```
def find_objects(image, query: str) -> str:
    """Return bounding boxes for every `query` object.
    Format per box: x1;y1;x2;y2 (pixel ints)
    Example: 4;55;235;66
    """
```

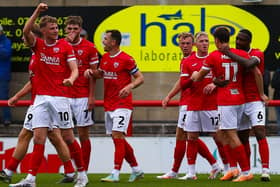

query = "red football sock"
81;139;91;171
124;139;138;167
68;140;85;172
214;140;228;165
243;140;251;166
63;159;75;174
224;144;237;167
113;138;125;170
232;145;250;172
171;140;186;172
197;138;216;165
28;144;45;176
6;157;20;172
258;138;270;169
187;139;198;165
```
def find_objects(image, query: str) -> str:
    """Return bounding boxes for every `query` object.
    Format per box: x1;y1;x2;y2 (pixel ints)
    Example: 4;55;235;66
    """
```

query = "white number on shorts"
58;112;69;121
222;62;238;82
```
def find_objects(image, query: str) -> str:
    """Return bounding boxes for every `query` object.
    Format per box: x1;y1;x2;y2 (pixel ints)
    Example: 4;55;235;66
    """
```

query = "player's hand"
65;32;78;43
37;3;48;13
203;83;216;95
119;84;133;98
63;78;74;87
191;71;199;81
84;69;93;78
8;96;19;107
213;76;229;87
260;94;269;105
88;96;95;110
162;96;171;109
218;43;230;55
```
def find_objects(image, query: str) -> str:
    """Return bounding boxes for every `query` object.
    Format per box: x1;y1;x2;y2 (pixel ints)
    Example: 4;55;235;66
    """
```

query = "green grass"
2;173;280;187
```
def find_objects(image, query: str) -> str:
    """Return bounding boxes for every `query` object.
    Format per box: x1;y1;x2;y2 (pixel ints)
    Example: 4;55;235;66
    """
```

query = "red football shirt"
32;38;76;97
100;51;138;111
202;48;249;106
243;48;264;102
181;53;217;110
68;38;99;98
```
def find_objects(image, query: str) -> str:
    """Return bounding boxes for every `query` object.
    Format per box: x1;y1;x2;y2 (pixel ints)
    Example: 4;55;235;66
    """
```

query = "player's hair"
106;29;122;46
239;29;252;42
39;15;57;28
195;31;208;41
178;32;194;43
31;24;43;38
65;16;83;27
213;27;230;43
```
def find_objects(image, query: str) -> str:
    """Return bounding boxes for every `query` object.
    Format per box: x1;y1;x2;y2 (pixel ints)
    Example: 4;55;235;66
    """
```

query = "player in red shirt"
0;24;77;185
9;3;80;187
86;30;144;182
235;29;270;181
180;32;223;180
59;16;99;184
191;27;256;182
157;32;225;179
157;32;194;179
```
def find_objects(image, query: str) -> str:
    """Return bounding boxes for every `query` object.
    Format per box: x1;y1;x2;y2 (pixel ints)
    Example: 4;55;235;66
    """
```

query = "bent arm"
23;3;48;46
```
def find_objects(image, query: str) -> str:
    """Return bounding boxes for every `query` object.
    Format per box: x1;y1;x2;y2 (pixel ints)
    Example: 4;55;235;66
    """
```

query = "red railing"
0;100;280;107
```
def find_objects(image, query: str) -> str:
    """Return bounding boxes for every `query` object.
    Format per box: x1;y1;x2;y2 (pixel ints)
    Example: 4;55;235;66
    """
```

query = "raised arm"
23;3;48;46
220;46;259;69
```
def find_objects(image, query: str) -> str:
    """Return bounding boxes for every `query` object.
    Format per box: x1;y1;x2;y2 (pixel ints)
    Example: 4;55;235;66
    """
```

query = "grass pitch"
2;173;279;187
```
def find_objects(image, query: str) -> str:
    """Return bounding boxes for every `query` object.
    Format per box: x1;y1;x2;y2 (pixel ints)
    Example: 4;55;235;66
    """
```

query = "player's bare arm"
213;76;229;87
253;66;269;104
191;69;209;82
220;46;259;69
88;64;98;110
23;3;48;47
162;79;181;109
63;60;78;86
8;81;32;106
119;71;144;98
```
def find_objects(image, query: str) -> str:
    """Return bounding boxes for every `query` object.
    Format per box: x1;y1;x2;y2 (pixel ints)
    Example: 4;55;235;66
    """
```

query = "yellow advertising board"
94;5;270;72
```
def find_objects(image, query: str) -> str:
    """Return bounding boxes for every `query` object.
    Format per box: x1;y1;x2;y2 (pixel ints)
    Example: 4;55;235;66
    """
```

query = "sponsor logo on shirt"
103;70;118;79
40;52;60;65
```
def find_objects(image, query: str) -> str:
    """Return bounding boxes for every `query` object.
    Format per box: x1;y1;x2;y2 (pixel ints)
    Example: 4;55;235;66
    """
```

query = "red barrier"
0;100;280;107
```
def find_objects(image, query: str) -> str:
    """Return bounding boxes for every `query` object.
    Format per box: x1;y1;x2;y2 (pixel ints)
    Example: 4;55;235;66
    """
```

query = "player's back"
204;48;249;106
